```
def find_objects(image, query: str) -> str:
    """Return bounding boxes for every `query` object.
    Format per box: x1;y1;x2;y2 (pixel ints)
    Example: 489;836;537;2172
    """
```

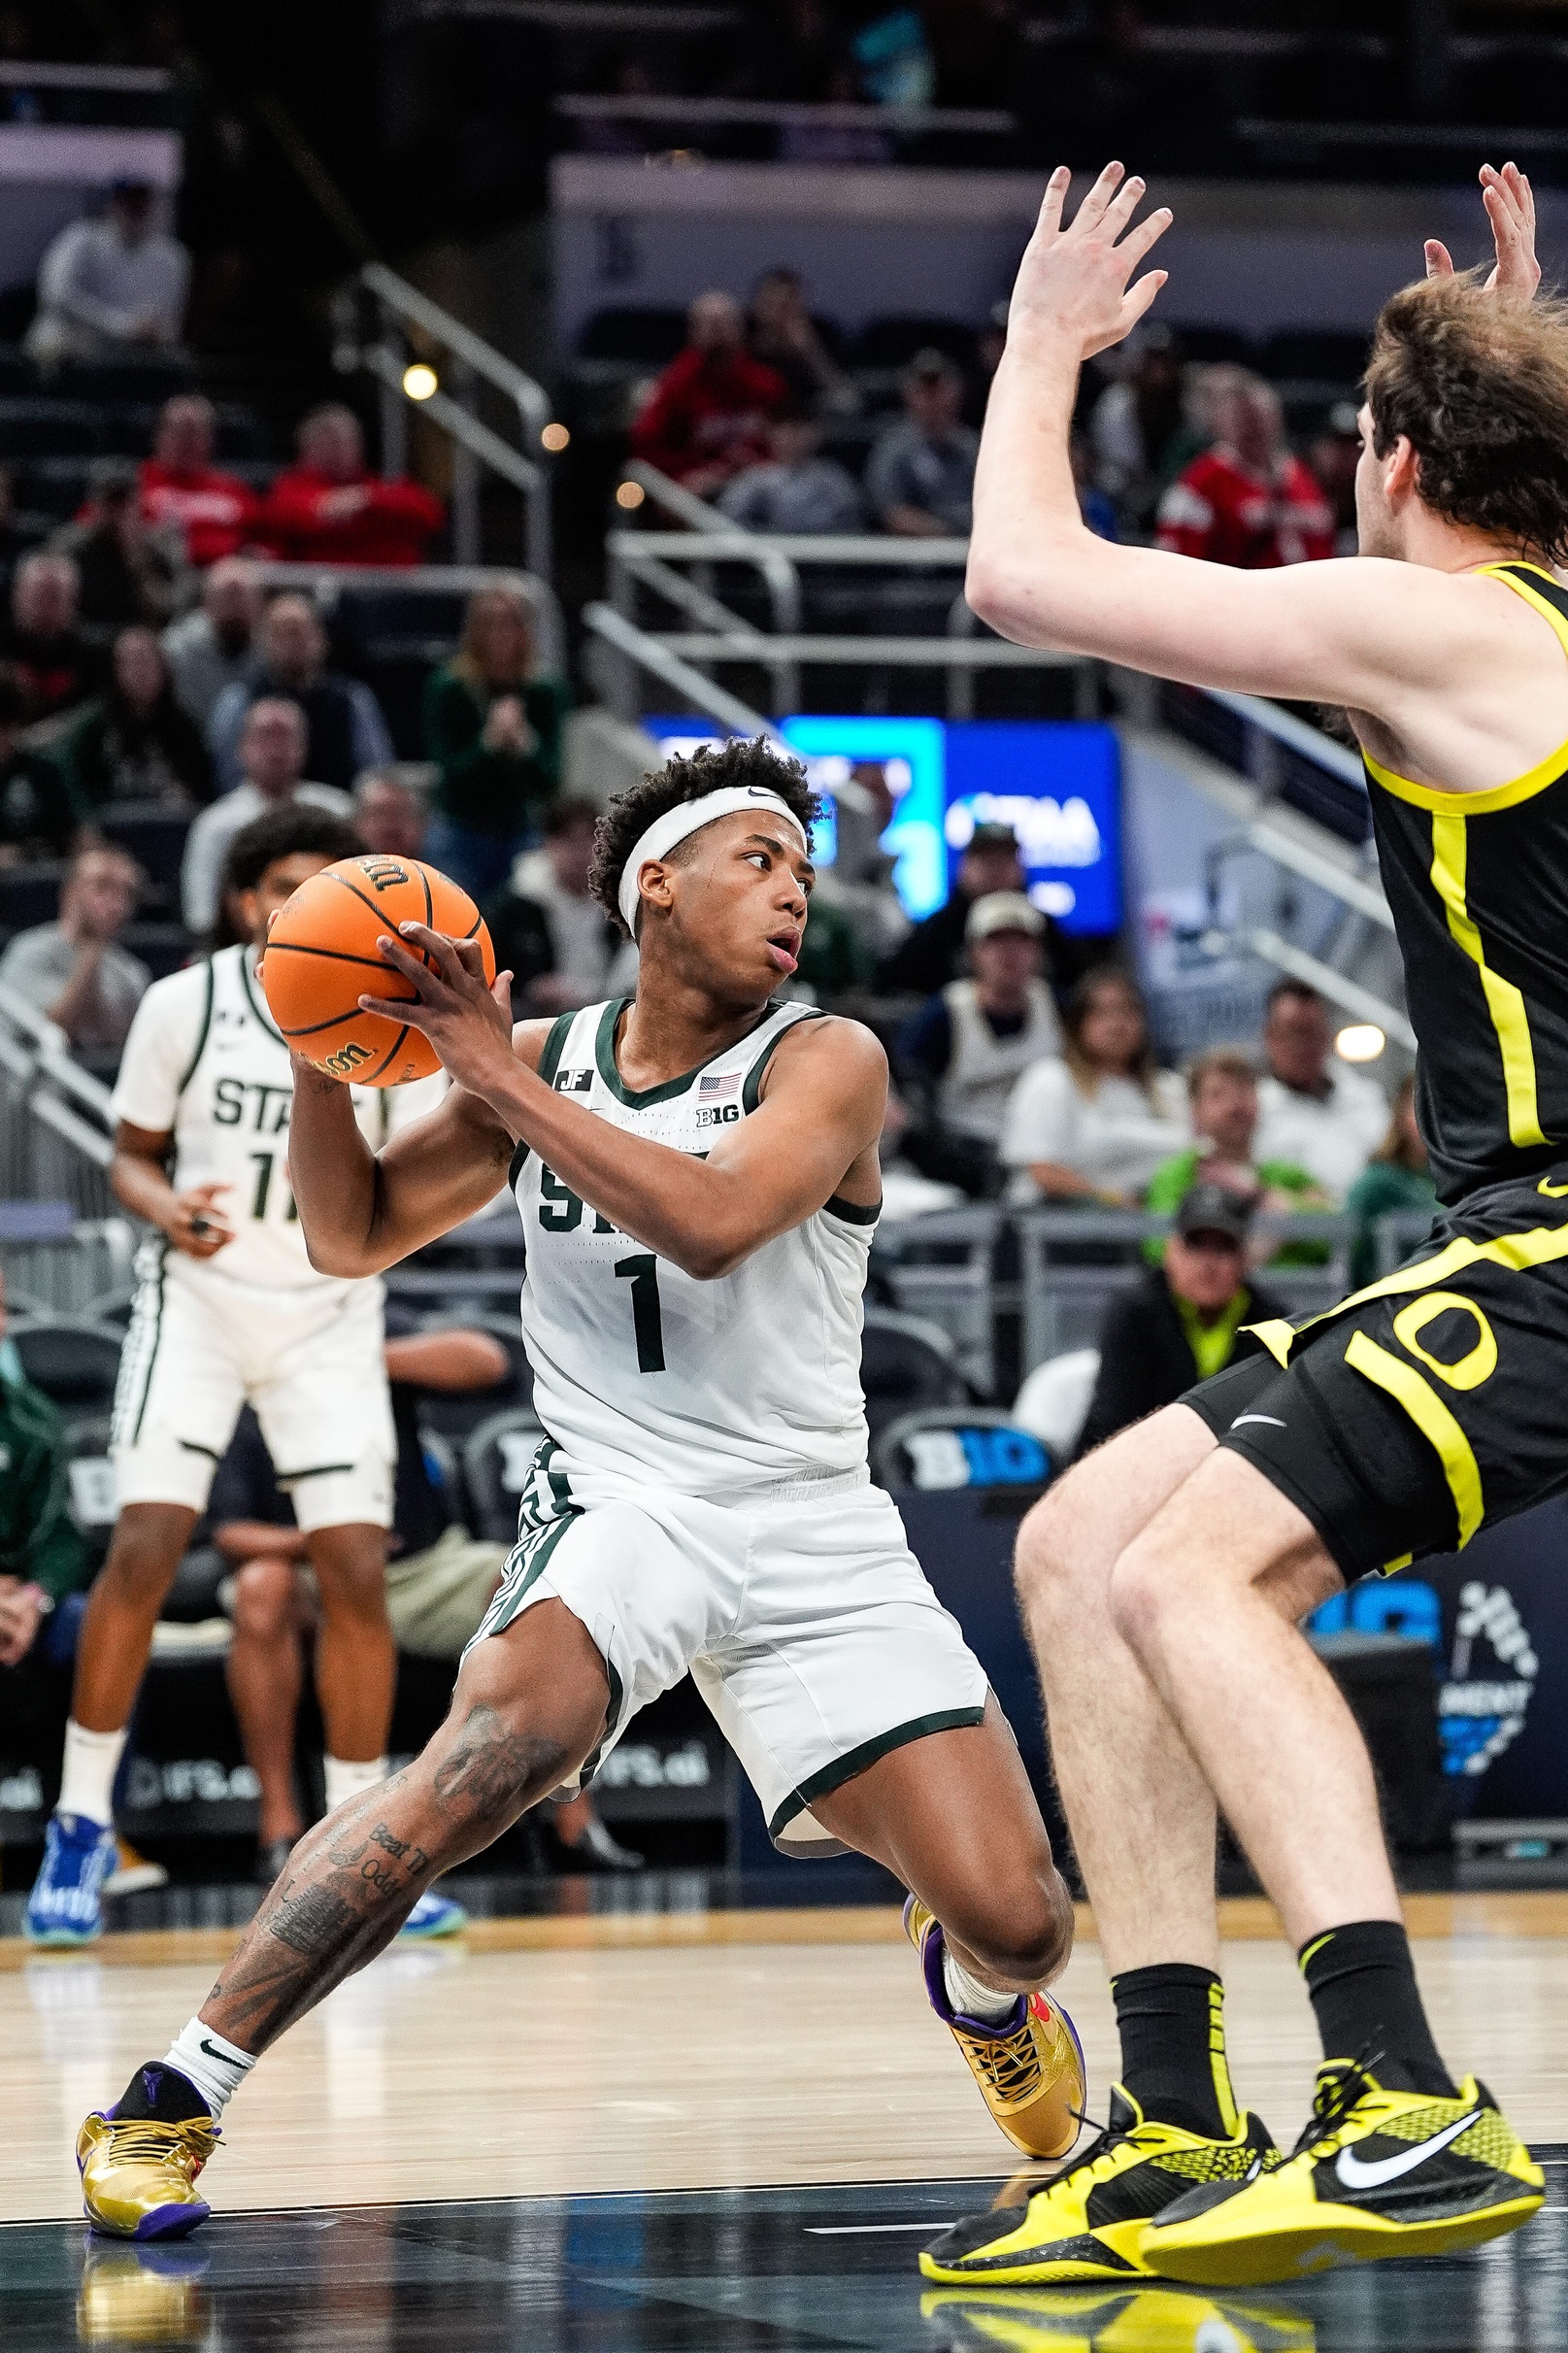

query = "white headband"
617;786;808;935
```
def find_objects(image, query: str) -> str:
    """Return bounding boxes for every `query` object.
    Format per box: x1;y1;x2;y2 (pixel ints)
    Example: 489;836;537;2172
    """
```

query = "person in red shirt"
1155;374;1333;569
139;395;260;569
629;291;788;497
262;405;446;567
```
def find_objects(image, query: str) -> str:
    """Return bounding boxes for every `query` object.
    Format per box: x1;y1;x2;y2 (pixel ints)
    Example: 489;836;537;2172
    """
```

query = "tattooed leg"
198;1597;611;2053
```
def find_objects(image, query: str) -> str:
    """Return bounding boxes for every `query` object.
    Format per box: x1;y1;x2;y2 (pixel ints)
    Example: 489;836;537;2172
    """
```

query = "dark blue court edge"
5;2156;1567;2352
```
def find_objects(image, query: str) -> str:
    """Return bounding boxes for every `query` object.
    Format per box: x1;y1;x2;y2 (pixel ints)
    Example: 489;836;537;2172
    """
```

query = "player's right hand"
1008;162;1172;363
1424;160;1539;298
166;1183;236;1259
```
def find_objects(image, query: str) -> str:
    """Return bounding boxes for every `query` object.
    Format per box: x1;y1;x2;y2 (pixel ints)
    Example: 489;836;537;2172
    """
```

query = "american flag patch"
557;1068;593;1092
699;1071;741;1098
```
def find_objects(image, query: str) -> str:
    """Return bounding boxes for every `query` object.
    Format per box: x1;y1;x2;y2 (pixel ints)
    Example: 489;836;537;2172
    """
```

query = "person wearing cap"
866;350;980;538
1073;1184;1289;1459
25;180;190;370
50;456;188;629
896;891;1060;1155
876;820;1031;997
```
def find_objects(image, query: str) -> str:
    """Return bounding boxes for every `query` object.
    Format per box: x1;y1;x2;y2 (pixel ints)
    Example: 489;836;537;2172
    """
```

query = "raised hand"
1007;162;1173;363
1424;161;1540;298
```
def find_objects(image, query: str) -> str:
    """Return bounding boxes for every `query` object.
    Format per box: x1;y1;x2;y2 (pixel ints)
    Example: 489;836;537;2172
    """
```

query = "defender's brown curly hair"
1366;272;1568;563
589;737;820;938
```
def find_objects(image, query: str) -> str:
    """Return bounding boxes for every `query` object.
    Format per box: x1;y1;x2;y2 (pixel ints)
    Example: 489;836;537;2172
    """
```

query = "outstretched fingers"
1033;163;1071;241
1118;203;1174;272
1069;159;1126;235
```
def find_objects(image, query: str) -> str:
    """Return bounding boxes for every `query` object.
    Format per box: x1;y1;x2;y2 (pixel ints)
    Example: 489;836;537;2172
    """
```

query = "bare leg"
813;1695;1073;1994
1014;1406;1225;1974
197;1600;610;2054
304;1522;393;1765
1110;1448;1397;1947
225;1560;308;1849
72;1503;198;1731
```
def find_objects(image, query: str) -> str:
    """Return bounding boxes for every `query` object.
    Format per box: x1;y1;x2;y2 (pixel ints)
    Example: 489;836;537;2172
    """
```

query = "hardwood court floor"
10;1892;1568;2226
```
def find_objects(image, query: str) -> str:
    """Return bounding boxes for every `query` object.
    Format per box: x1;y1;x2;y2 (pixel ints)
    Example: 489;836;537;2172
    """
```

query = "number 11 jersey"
512;997;878;1500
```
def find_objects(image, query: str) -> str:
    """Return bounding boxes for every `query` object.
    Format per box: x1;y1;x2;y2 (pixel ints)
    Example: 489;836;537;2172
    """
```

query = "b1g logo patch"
358;858;410;891
321;1040;374;1076
695;1103;740;1126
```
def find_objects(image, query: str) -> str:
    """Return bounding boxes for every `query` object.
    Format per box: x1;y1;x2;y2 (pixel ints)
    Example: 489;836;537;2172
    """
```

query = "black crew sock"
1111;1963;1241;2139
113;2061;213;2124
1299;1920;1457;2097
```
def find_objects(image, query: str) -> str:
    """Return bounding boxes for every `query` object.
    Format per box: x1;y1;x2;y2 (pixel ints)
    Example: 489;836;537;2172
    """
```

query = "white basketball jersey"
513;997;878;1498
111;943;444;1294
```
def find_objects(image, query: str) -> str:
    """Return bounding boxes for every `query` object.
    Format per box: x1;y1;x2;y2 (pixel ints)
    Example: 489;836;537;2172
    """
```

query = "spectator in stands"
897;892;1060;1150
140;393;260;569
1252;978;1389;1201
352;768;426;859
182;696;350;933
161;555;261;730
866;351;979;538
24;178;189;370
1308;400;1363;558
0;553;98;723
1145;1045;1323;1224
1090;326;1186;530
717;409;863;534
0;668;78;861
1001;966;1185;1203
629;291;788;497
1346;1075;1437;1287
484;795;621;1016
745;267;852;415
0;1266;90;1675
1074;1184;1289;1459
215;1320;641;1879
208;592;393;793
876;819;1024;995
817;758;909;964
1156;373;1334;569
422;580;569;900
56;625;212;814
262;404;446;569
51;456;186;630
0;843;149;1054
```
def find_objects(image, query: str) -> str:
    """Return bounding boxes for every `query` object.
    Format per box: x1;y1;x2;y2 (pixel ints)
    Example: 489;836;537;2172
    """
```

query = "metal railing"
331;263;557;576
0;987;135;1312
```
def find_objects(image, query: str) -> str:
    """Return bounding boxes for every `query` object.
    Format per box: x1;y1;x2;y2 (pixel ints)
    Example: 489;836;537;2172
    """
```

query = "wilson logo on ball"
323;1041;375;1075
359;859;411;891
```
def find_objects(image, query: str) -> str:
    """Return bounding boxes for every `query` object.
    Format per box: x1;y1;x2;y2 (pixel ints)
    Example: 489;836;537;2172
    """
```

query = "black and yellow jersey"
1364;560;1568;1205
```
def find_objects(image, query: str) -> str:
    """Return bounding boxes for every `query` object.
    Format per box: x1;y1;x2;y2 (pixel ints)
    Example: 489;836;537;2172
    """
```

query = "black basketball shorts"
1181;1164;1568;1582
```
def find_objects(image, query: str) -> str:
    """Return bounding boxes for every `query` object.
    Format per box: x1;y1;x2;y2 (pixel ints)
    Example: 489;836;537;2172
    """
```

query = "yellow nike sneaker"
918;2283;1316;2351
1144;2060;1544;2287
920;2086;1281;2286
78;2063;219;2239
905;1897;1085;2159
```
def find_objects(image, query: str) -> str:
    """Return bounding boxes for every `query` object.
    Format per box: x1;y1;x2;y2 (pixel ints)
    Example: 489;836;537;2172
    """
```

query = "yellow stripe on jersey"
1241;1213;1568;1367
1428;811;1547;1149
1344;1331;1485;1546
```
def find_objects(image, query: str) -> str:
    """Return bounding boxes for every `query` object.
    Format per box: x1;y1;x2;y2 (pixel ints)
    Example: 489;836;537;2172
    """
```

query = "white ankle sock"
57;1721;126;1829
165;2017;255;2118
943;1944;1018;2027
323;1755;387;1813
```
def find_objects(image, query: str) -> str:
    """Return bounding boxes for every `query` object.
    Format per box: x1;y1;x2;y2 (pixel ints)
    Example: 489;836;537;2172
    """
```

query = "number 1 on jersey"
615;1253;666;1372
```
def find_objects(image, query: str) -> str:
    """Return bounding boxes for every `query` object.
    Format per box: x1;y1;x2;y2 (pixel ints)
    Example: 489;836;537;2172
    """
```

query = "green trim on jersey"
238;947;286;1046
594;995;786;1109
768;1702;986;1839
511;1009;577;1189
173;959;216;1099
742;1004;824;1114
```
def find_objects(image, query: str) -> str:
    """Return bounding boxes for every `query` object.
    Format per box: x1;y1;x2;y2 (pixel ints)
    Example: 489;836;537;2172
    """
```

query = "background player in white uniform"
77;737;1088;2241
26;804;455;1946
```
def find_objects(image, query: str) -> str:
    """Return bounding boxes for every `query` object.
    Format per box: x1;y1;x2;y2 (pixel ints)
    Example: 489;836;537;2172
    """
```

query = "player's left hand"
1007;162;1172;362
1425;161;1539;298
360;924;517;1097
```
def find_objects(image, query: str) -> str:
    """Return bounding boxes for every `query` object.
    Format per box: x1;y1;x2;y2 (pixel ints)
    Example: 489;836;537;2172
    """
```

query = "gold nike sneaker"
920;2086;1281;2286
919;2283;1316;2351
78;2064;219;2239
1144;2060;1544;2288
905;1897;1085;2159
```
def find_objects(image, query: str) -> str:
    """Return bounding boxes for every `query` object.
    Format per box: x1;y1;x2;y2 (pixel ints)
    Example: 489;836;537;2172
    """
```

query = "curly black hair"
590;736;820;938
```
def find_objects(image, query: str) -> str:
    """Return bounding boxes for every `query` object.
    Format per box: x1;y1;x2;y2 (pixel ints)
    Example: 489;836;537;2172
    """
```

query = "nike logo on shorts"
1231;1413;1286;1430
1333;2109;1480;2190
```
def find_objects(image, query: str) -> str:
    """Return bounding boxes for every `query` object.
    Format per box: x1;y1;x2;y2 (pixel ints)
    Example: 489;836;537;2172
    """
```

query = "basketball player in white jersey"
76;738;1088;2239
26;804;460;1947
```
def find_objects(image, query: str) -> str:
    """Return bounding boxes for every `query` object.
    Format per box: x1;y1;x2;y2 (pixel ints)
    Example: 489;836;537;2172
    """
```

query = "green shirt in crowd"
1143;1147;1324;1263
421;664;570;838
1346;1159;1438;1288
0;1346;88;1603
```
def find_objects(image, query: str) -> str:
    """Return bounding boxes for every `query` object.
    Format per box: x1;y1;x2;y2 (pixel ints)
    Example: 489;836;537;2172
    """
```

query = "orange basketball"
260;855;495;1088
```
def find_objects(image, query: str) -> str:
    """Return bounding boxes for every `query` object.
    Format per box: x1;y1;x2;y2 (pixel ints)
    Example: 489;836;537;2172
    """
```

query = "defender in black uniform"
923;161;1561;2292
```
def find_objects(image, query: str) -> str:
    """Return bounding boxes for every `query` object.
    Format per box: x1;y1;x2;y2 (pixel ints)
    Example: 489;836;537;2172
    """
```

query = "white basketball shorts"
111;1246;394;1531
467;1450;989;1854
